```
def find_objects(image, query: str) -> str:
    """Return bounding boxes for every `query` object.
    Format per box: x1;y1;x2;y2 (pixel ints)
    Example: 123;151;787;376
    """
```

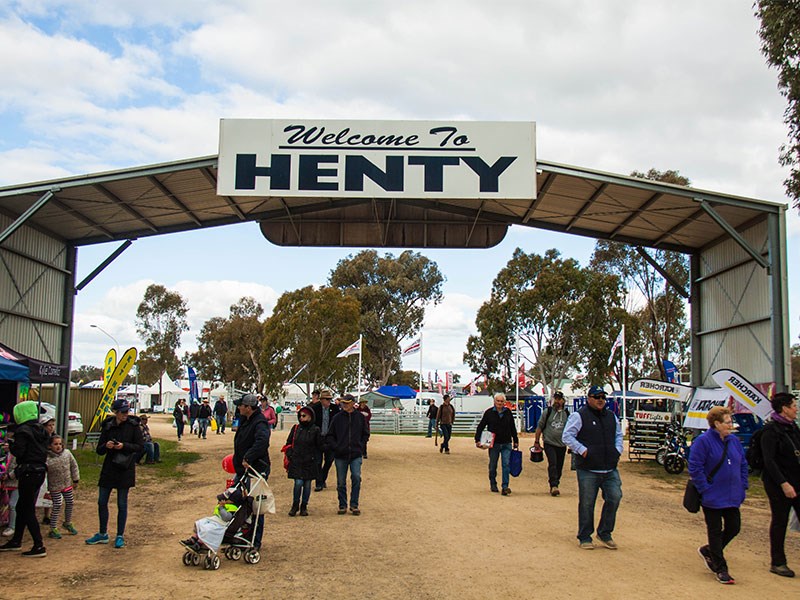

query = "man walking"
213;396;228;435
197;398;213;439
562;385;623;550
426;399;438;438
232;393;271;550
474;393;519;495
534;391;570;496
327;394;369;515
436;394;456;454
311;389;339;491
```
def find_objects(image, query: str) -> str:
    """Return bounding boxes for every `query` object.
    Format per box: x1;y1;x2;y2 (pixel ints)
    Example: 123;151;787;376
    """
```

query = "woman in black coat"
85;398;143;549
285;406;322;517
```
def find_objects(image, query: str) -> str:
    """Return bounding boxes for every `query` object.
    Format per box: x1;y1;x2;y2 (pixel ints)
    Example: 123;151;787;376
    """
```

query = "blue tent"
0;355;28;382
375;385;417;399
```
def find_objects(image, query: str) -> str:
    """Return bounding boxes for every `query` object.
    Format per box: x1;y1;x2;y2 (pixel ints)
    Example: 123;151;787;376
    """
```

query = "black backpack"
745;423;770;474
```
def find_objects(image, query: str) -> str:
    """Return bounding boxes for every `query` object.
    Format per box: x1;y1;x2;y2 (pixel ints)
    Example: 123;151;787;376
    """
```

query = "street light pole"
90;324;120;356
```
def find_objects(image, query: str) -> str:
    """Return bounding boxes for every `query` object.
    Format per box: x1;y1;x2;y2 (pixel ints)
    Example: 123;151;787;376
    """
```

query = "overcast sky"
1;1;797;385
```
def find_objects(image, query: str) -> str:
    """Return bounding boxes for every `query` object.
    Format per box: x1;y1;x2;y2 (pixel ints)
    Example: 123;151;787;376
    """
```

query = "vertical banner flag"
401;337;421;356
446;371;453;392
89;347;137;433
711;368;773;420
188;366;199;402
608;328;624;365
427;371;432;390
336;338;361;358
663;360;678;383
103;349;116;390
517;363;527;389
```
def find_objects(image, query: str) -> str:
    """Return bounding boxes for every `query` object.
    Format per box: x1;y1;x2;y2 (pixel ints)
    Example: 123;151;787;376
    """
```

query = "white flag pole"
621;324;627;436
419;331;423;392
357;334;363;401
515;335;522;432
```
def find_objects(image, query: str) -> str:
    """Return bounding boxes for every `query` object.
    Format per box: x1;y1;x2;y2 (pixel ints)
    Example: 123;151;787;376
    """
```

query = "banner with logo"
630;379;693;405
682;387;731;430
103;349;116;390
711;368;773;421
88;347;137;433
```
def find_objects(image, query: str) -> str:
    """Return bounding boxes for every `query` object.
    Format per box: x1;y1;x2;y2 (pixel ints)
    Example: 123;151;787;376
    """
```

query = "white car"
40;402;84;436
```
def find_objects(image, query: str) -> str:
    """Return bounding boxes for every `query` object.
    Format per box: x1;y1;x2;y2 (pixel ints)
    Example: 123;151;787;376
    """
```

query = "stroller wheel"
244;549;261;564
182;551;193;566
203;556;212;570
229;547;242;561
212;555;221;570
191;552;201;566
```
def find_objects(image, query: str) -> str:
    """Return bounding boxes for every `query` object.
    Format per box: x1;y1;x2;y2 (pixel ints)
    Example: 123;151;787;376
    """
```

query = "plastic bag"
509;449;523;477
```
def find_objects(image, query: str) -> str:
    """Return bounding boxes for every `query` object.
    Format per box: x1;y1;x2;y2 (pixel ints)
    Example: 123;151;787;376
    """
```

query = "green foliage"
386;369;421;387
190;297;265;391
260;286;361;398
135;284;189;383
792;343;800;390
464;248;624;394
70;364;104;384
755;1;800;210
329;250;444;385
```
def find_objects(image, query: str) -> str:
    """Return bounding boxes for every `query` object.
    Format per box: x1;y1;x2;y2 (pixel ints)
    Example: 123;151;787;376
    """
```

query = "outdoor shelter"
0;120;791;437
375;385;418;399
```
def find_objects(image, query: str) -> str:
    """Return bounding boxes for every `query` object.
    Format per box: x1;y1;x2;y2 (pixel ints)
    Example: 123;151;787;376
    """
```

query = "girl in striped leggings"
45;436;80;538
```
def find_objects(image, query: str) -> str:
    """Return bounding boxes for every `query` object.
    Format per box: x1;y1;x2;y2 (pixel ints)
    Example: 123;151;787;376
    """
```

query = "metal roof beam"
653;207;705;246
199;167;247;221
147;176;203;227
49;197;115;240
634;246;689;299
75;240;134;292
609;192;663;239
0;189;57;245
279;198;302;244
466;200;485;246
698;200;770;272
566;183;608;231
94;184;159;233
522;172;556;222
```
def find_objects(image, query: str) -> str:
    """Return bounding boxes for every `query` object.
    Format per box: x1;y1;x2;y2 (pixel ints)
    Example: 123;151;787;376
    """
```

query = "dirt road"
4;415;798;599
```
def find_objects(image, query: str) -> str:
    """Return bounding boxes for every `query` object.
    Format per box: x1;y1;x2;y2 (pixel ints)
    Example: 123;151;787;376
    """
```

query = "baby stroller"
180;467;274;569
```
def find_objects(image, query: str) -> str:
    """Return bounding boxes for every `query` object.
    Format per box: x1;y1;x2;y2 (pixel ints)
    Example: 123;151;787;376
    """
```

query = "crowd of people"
0;385;798;586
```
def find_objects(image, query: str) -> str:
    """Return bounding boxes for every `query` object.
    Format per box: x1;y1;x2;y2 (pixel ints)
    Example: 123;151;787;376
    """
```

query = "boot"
299;503;309;517
288;503;299;517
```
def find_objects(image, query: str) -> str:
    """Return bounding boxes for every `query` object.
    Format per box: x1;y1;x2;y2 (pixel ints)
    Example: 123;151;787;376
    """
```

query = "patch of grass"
624;458;768;498
72;438;201;488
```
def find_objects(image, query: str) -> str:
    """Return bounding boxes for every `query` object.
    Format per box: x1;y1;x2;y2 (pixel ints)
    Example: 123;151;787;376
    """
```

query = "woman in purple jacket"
688;406;749;585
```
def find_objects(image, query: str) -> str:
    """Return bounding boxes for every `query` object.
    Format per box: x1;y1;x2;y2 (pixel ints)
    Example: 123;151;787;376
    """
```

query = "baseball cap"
235;394;259;407
111;398;130;412
553;391;564;399
587;385;607;397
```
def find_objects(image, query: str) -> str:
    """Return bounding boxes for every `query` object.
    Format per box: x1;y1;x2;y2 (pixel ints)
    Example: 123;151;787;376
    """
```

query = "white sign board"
630;379;694;404
683;387;730;430
217;119;536;199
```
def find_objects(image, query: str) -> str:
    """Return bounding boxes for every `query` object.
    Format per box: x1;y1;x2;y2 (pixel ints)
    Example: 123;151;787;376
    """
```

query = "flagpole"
418;331;423;392
515;335;521;432
621;324;627;436
357;334;363;401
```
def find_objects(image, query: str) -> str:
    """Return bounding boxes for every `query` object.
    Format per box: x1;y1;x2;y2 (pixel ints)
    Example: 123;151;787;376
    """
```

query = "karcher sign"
217;119;536;199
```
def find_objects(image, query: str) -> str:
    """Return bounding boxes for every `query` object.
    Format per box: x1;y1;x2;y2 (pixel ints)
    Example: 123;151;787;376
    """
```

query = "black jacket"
426;404;438;419
213;400;228;416
761;419;800;489
189;403;199;419
173;404;187;421
311;402;340;435
285;422;322;480
233;409;271;476
327;410;368;460
96;415;144;489
9;420;49;469
475;407;519;445
199;403;213;419
573;406;620;471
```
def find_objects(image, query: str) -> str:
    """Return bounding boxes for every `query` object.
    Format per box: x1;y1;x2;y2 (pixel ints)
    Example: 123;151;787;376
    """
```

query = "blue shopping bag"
509;449;523;477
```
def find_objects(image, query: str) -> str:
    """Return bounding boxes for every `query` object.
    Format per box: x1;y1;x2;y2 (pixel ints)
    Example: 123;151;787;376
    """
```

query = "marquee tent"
0;342;69;383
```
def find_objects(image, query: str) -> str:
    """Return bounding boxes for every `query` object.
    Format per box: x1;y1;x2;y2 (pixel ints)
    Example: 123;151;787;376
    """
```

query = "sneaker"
501;488;511;496
21;545;46;558
48;528;61;539
716;571;735;584
314;486;324;492
288;505;299;517
770;564;795;578
299;507;309;517
490;485;499;493
114;535;125;549
63;523;78;536
338;507;347;515
550;487;560;497
579;540;595;550
697;545;714;573
599;538;618;550
1;527;14;537
350;507;360;516
85;532;109;545
0;540;21;552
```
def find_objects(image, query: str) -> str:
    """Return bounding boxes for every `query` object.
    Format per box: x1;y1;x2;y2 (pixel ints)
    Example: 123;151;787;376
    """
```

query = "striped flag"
401;337;421;357
608;327;624;366
336;338;361;358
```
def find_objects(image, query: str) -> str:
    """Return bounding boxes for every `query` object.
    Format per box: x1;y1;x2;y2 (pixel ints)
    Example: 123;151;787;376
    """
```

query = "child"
1;451;17;537
181;488;242;552
38;417;56;526
284;406;321;517
45;435;80;538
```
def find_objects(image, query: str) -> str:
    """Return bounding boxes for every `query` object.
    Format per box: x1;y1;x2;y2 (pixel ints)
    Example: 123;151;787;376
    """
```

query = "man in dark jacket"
327;394;368;515
761;392;800;577
562;385;623;550
311;389;339;491
232;393;270;550
0;401;49;557
85;398;144;549
213;397;228;435
437;394;456;454
426;399;438;437
475;393;519;495
197;399;213;439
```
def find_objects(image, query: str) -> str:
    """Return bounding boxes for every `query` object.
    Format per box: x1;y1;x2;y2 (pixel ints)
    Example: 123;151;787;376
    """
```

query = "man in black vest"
562;385;623;550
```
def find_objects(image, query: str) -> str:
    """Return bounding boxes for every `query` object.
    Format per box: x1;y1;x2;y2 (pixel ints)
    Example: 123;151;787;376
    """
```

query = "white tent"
137;372;189;412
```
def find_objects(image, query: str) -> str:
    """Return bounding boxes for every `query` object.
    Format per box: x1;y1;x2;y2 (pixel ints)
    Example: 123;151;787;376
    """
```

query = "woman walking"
688;406;748;585
285;406;322;516
761;392;800;578
85;398;143;549
173;399;188;441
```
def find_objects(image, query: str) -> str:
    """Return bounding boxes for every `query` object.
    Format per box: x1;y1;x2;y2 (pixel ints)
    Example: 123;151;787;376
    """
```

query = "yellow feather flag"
88;347;137;433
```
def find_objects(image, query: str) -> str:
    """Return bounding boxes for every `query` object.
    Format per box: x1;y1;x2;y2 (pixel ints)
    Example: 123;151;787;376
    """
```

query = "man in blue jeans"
474;393;519;495
327;394;369;515
562;385;623;550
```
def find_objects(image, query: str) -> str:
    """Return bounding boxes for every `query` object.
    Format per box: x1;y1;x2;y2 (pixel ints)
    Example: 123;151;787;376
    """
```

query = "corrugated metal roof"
0;155;785;251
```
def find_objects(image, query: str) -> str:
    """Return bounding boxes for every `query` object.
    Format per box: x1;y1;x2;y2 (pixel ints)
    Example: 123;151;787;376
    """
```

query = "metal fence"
368;411;485;434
